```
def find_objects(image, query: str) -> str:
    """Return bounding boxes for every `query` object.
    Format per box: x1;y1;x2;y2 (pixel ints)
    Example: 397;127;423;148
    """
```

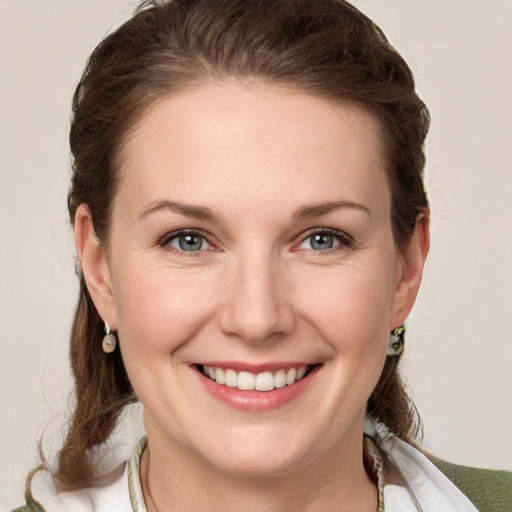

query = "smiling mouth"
198;364;315;392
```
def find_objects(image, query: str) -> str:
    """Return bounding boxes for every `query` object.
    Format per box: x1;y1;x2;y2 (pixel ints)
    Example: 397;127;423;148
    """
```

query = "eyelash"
294;228;354;253
159;228;353;255
159;229;215;255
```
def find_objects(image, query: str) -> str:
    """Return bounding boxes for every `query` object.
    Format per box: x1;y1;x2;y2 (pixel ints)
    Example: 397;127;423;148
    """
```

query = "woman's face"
81;83;425;477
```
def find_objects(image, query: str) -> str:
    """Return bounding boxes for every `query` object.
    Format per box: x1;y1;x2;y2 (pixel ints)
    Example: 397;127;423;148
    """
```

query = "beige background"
1;1;511;509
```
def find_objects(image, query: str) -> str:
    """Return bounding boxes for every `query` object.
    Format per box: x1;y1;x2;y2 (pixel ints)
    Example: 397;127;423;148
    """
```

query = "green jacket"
428;456;512;512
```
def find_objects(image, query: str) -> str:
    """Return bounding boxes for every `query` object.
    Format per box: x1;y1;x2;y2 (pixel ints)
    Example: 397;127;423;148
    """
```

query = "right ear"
74;204;117;330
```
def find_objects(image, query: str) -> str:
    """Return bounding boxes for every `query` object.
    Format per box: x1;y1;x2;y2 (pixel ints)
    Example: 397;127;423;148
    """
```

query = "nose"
217;252;295;344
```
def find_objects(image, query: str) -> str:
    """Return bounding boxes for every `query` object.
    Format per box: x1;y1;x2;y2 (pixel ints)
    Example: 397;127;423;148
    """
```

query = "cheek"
111;262;219;356
294;263;395;345
291;260;394;400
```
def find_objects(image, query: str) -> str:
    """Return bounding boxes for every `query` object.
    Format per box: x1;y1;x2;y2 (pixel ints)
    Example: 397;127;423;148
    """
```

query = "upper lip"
195;361;318;373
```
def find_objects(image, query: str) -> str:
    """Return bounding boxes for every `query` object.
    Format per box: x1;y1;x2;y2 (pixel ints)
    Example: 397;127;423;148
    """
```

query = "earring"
387;325;405;356
102;321;117;354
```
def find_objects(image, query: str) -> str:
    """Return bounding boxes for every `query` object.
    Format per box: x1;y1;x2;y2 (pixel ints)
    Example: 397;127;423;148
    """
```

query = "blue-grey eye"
311;233;334;250
165;232;211;252
301;232;343;251
178;235;203;251
177;233;203;251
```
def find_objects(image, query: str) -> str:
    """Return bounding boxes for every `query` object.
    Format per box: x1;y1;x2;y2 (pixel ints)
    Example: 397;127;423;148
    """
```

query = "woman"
13;0;511;511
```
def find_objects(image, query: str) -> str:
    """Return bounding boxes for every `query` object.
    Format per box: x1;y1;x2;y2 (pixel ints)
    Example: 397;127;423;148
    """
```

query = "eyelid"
159;228;216;252
293;227;354;252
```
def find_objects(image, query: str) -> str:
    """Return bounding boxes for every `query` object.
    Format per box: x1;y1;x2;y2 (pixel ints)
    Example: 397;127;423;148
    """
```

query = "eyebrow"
139;198;371;222
293;200;371;220
139;199;218;221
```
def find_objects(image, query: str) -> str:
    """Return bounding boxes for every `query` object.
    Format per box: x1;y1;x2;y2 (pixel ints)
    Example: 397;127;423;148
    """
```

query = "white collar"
379;435;478;512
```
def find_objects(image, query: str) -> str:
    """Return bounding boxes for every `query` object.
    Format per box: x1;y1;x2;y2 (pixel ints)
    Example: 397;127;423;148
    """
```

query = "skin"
76;83;429;512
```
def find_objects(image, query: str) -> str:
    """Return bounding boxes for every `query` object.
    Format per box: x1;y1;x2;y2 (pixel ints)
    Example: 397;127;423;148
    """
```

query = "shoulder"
427;454;512;512
12;429;146;512
375;429;511;511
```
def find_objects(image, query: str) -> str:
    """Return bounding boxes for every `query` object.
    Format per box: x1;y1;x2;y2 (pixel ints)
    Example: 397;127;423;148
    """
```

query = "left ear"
390;209;430;329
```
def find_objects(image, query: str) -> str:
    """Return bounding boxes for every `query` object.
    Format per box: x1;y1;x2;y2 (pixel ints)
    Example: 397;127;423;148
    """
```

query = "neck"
140;423;377;512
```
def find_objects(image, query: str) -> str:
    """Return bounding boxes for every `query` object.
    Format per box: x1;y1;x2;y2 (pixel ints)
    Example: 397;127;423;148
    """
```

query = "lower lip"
196;365;320;412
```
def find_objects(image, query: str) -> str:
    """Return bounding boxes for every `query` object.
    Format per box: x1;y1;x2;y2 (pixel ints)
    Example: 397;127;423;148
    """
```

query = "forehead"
116;83;390;220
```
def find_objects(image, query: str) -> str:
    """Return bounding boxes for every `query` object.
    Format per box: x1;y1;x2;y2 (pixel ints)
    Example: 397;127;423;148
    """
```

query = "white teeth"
255;371;274;391
215;367;225;385
285;367;297;385
225;369;238;387
238;371;255;390
296;365;307;380
274;369;286;388
201;364;311;392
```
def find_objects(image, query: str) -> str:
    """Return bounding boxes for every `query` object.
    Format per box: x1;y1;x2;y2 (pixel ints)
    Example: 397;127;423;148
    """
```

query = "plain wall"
1;1;511;509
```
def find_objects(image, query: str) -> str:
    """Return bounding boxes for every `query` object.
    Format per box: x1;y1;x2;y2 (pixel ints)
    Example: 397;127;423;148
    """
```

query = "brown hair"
60;0;429;488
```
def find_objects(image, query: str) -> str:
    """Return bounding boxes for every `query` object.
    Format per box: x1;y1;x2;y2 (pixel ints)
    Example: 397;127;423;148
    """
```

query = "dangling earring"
102;321;117;354
387;325;405;356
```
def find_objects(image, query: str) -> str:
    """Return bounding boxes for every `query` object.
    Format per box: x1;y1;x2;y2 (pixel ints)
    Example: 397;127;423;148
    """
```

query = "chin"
206;450;305;479
191;425;315;478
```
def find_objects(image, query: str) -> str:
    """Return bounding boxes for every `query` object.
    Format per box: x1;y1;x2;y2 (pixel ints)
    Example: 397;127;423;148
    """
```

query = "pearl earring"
387;325;405;356
102;321;117;354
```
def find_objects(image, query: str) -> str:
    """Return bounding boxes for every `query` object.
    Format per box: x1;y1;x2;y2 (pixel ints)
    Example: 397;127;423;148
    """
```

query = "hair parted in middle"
61;0;429;488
